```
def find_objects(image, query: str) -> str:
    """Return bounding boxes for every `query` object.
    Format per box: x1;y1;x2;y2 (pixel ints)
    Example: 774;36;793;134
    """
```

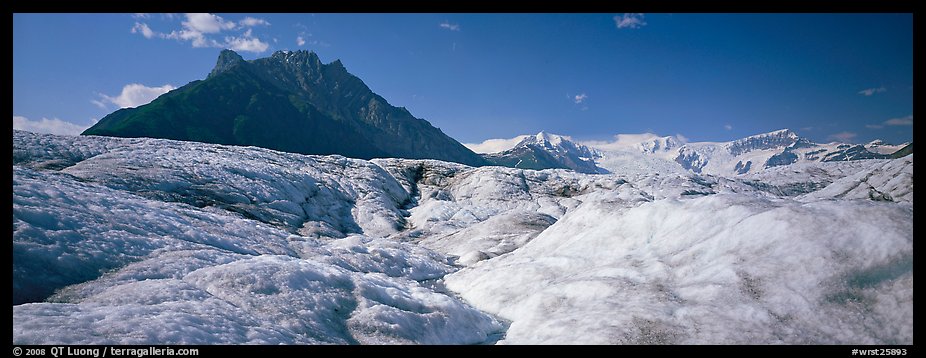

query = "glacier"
12;130;912;344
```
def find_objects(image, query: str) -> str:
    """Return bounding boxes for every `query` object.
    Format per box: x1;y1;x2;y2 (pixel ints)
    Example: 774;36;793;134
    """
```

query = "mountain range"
83;49;487;167
470;129;912;176
82;49;910;178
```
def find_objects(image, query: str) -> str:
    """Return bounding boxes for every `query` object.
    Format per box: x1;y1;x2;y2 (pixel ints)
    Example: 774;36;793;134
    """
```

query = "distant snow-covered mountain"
666;129;904;175
583;129;909;176
470;129;910;176
865;139;911;155
478;132;603;174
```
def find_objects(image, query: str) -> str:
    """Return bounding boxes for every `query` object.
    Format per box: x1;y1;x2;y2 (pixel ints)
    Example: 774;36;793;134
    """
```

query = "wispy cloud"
828;131;858;143
464;135;532;154
183;13;236;34
132;13;150;19
439;21;460;31
724;124;733;131
239;17;270;27
573;93;588;104
884;114;913;126
614;13;647;29
163;13;236;48
226;34;269;53
13;116;91;136
858;86;887;96
94;83;176;109
131;13;271;53
580;132;689;152
867;114;913;129
293;25;328;48
131;22;156;39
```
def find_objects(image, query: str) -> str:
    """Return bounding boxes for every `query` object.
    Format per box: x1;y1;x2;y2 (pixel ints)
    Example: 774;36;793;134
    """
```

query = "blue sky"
13;13;913;145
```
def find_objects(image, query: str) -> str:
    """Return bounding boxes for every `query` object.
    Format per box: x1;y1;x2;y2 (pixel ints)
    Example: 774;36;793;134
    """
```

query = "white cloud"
574;93;588;104
580;132;688;152
884;114;913;126
226;36;269;53
294;31;329;48
828;131;858;143
165;14;227;48
239;17;270;27
183;13;236;34
858;86;887;96
90;99;108;109
162;28;206;46
134;13;271;53
464;135;531;154
13;116;90;136
131;22;156;39
724;124;733;131
96;83;176;109
439;21;460;31
132;13;150;19
867;114;913;129
614;13;646;29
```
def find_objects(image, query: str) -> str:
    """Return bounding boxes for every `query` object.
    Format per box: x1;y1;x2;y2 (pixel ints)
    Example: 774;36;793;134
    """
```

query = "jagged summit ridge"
726;128;801;156
518;131;567;148
483;131;602;173
639;135;683;154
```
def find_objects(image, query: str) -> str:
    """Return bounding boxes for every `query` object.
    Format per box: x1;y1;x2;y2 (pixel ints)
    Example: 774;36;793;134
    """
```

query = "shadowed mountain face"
83;49;488;166
890;142;913;158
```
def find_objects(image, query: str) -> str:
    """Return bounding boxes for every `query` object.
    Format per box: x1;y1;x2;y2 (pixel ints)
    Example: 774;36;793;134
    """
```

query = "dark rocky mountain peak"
208;49;247;78
82;49;487;167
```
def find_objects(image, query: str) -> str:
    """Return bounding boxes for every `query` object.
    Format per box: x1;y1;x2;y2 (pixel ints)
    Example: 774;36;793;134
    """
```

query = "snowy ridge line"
12;130;913;344
568;129;909;176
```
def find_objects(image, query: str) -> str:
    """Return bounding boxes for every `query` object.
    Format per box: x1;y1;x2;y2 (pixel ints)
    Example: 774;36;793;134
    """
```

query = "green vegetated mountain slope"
84;49;487;166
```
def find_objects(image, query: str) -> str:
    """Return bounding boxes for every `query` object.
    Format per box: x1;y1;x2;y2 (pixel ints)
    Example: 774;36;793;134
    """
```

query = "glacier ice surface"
12;130;912;344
